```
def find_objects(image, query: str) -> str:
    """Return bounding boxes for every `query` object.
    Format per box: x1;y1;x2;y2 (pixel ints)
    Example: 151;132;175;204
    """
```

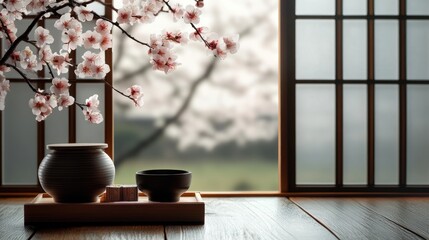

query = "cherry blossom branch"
103;79;138;105
0;18;13;44
71;0;151;48
5;63;43;94
0;2;73;65
45;61;55;79
162;0;210;48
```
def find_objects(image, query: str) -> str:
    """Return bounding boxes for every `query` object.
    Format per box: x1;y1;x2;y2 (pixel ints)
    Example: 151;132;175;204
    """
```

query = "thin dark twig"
45;61;55;79
0;2;72;65
5;63;42;94
103;79;137;105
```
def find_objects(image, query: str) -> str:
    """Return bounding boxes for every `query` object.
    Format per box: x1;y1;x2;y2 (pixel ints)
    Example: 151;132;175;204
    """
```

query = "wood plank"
0;202;36;240
354;198;429;239
291;197;423;240
166;197;335;240
32;226;165;240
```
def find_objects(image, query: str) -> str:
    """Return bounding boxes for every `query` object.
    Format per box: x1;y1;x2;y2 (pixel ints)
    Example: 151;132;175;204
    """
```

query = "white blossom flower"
57;94;74;111
50;77;70;95
223;34;240;54
85;94;100;111
125;85;144;107
61;29;82;51
95;19;112;35
83;109;103;124
73;6;93;22
82;30;101;49
183;5;201;24
34;26;54;47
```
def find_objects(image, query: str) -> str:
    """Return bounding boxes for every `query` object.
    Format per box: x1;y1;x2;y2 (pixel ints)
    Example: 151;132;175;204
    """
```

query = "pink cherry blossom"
125;85;144;107
92;63;110;78
27;0;53;14
82;51;100;63
223;34;240;54
0;65;11;74
83;109;103;124
61;29;82;51
57;94;74;111
75;60;93;78
213;41;227;59
0;75;10;110
85;94;100;111
183;5;201;24
82;30;101;49
50;77;70;95
189;27;208;41
99;34;112;51
95;19;112;35
51;52;72;75
163;30;188;45
34;26;54;47
28;93;56;122
195;0;204;8
170;4;184;22
73;6;93;22
39;45;53;63
54;13;72;31
117;7;132;24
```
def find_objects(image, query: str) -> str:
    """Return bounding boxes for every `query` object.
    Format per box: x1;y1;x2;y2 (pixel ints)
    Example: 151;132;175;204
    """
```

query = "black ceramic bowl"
136;169;192;202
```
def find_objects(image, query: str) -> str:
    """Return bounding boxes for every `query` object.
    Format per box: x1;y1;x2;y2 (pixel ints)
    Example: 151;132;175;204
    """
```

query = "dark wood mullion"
296;80;429;83
335;0;343;187
105;0;113;159
281;0;295;193
68;50;77;143
36;20;45;188
367;0;375;187
296;15;429;20
399;0;407;187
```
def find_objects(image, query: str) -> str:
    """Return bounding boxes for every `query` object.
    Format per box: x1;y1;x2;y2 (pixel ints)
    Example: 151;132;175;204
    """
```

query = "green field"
114;159;278;191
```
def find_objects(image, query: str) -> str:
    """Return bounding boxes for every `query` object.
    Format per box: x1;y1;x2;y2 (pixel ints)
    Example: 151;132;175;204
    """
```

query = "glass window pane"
44;86;69;155
407;0;429;15
2;83;38;185
375;85;399;185
76;83;105;143
375;20;399;80
113;0;279;191
407;20;429;80
343;0;367;15
374;0;399;15
45;20;69;78
296;20;335;80
296;0;335;15
343;85;367;184
407;85;429;185
343;20;367;80
296;84;335;185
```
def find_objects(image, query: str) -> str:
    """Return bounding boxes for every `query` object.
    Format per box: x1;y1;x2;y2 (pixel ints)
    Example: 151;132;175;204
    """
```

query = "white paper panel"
343;20;367;80
407;0;429;15
407;20;429;80
3;83;38;185
296;0;335;15
375;0;399;15
375;85;399;185
375;20;399;80
343;85;367;184
343;0;367;15
296;84;335;184
407;85;429;185
76;83;105;143
296;20;335;80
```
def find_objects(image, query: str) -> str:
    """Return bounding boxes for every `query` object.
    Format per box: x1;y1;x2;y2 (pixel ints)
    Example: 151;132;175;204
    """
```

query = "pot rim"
47;143;108;150
136;169;191;176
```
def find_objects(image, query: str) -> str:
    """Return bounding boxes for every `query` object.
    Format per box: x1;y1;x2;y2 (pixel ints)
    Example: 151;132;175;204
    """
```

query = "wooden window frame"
0;0;113;194
1;0;429;197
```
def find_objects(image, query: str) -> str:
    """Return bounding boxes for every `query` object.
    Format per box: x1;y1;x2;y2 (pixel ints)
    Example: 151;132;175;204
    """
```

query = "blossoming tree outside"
0;0;239;123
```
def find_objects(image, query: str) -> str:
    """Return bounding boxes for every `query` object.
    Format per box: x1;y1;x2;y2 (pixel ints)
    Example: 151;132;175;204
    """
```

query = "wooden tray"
24;192;204;225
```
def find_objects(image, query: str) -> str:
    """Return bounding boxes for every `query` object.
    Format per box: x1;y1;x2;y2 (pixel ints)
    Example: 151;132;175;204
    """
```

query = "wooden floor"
0;197;428;239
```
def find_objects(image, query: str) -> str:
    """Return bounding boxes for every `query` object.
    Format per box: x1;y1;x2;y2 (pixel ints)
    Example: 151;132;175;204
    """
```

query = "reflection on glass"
343;85;367;184
375;20;399;80
343;0;367;15
374;0;399;15
3;83;38;185
343;20;367;80
113;0;279;191
76;84;105;143
407;0;429;15
296;84;335;185
407;85;429;185
296;20;335;80
407;20;429;80
375;85;399;185
296;0;335;15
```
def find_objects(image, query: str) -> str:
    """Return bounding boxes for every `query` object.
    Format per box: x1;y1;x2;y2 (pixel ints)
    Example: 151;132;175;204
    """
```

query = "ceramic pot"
38;143;115;203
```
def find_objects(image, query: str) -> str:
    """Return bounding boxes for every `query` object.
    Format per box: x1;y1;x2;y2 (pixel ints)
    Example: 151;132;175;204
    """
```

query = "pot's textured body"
38;143;115;203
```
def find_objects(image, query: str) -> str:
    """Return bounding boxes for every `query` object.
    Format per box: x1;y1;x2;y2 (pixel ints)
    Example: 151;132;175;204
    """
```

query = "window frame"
281;0;429;195
1;0;429;196
0;0;113;194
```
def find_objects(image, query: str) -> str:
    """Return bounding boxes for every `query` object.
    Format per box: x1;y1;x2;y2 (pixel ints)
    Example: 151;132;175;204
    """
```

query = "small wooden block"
104;185;121;202
121;185;138;201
